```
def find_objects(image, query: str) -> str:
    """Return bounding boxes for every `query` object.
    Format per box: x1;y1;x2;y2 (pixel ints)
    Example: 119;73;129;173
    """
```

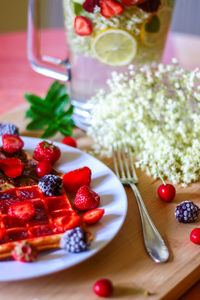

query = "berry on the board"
138;0;161;12
100;0;124;18
53;214;80;233
8;201;35;221
33;141;61;165
83;0;100;13
0;157;24;178
81;208;105;225
190;228;200;245
62;136;77;148
74;185;100;211
0;123;19;136
62;166;91;194
36;161;52;177
175;201;200;223
157;184;176;202
74;16;92;36
60;227;90;253
38;174;63;196
2;134;24;153
121;0;146;7
93;278;114;297
12;241;38;262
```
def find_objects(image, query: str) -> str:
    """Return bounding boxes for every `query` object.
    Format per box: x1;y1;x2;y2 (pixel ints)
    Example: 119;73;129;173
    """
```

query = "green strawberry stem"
156;166;166;185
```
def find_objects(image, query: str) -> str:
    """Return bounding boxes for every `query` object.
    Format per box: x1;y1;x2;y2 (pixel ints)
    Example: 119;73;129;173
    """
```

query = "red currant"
93;278;113;297
157;184;176;202
36;161;52;178
62;136;77;148
190;228;200;245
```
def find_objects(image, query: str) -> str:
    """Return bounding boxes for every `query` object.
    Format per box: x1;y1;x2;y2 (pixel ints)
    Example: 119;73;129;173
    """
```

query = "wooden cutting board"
0;106;200;300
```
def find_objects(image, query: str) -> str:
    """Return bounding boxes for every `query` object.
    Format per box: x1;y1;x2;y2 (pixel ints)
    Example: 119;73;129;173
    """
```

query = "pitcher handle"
27;0;70;82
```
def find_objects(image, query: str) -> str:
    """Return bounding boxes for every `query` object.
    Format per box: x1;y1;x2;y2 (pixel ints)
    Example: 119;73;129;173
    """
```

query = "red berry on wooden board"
93;278;113;297
36;161;52;177
157;168;176;202
190;228;200;245
62;136;77;148
81;208;105;225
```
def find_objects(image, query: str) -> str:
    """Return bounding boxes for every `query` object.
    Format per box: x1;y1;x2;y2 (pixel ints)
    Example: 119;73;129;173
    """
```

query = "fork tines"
112;144;138;184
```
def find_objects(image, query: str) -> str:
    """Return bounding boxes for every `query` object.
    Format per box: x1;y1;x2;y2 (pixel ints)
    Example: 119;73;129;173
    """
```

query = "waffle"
0;185;80;259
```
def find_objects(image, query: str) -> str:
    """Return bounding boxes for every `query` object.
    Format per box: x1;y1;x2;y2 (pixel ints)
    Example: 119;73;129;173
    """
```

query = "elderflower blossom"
88;60;200;186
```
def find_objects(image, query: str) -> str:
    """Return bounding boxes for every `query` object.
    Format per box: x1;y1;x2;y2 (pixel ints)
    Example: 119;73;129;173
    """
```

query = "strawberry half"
81;208;105;225
12;241;38;262
74;185;100;211
0;157;24;178
2;134;24;153
74;16;92;36
121;0;146;7
62;166;92;194
8;201;35;221
100;0;124;18
53;214;80;233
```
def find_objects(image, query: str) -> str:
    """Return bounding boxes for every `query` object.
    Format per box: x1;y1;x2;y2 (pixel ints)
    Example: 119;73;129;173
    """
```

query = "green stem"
156;166;166;185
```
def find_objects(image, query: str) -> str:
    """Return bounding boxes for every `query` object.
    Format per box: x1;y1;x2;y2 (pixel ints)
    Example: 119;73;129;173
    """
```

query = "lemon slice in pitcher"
140;7;172;47
91;29;137;67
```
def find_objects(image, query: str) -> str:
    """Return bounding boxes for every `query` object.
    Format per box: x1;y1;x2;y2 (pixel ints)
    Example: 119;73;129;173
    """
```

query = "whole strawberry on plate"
33;141;61;165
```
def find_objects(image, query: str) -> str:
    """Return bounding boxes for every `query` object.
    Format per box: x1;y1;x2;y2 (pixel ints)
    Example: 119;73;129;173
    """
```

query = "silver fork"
112;144;169;263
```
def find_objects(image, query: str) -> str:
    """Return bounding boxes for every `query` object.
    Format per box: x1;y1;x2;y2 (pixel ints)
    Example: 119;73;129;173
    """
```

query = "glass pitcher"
27;0;176;130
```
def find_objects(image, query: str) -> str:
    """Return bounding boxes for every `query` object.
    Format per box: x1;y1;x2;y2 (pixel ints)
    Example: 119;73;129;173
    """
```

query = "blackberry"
38;174;63;196
60;227;90;253
175;201;200;223
0;123;19;136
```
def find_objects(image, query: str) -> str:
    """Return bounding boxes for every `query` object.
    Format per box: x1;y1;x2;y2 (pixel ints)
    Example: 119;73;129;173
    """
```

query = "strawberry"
36;161;52;177
83;0;100;13
33;141;61;165
62;136;77;148
62;166;92;194
74;185;100;211
74;16;92;36
121;0;146;6
53;214;80;233
0;228;5;241
81;208;104;224
12;241;38;262
2;134;24;153
0;157;24;178
100;0;124;18
8;201;35;221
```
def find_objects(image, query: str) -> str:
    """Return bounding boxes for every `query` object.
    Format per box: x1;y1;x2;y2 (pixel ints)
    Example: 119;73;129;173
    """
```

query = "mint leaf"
24;94;49;109
41;123;59;139
73;2;87;16
26;118;49;130
45;81;66;104
145;15;160;33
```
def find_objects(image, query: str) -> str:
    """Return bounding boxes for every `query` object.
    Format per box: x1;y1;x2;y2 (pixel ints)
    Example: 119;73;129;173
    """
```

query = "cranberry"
190;228;200;245
36;161;52;178
62;136;77;148
157;184;176;202
93;278;113;297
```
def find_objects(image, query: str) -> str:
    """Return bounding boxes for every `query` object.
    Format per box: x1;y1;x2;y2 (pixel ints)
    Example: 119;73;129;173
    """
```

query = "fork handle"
130;183;169;263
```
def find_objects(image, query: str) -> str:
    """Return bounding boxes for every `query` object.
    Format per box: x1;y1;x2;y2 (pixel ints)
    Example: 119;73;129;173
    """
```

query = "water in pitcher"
63;0;175;102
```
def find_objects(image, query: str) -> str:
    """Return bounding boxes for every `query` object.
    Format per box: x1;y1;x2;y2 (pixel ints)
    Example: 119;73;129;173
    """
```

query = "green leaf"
26;118;49;130
41;124;59;139
45;81;66;104
73;2;87;16
52;94;70;115
24;94;49;109
30;105;52;118
25;109;38;119
145;15;160;33
59;124;73;137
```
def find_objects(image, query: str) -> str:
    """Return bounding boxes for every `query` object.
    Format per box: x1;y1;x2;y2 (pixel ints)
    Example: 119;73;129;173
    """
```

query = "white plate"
0;137;127;281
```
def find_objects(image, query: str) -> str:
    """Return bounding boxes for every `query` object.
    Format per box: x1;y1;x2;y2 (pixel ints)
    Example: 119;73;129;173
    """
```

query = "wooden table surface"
0;29;200;300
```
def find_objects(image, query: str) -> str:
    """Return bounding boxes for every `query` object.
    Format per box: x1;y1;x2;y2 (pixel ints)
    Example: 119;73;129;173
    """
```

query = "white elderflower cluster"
88;60;200;185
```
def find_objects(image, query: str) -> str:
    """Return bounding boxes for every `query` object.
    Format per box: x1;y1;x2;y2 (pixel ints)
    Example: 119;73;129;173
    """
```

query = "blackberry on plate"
175;201;200;223
0;123;19;136
38;174;63;196
60;227;90;253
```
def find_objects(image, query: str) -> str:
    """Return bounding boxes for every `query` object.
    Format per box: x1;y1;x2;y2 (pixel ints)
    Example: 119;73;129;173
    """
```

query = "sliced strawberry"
100;0;124;18
62;166;92;194
0;228;5;241
12;241;38;262
74;185;100;211
121;0;146;7
2;134;24;153
74;16;92;36
81;208;105;225
53;214;80;233
8;201;35;221
0;157;24;178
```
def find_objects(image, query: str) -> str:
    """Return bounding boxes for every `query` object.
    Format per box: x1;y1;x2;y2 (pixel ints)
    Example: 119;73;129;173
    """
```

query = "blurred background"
0;0;200;36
